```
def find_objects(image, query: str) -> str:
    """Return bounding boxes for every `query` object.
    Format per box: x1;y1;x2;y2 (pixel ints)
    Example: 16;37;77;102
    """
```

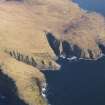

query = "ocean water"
44;1;105;105
73;0;105;16
45;57;105;105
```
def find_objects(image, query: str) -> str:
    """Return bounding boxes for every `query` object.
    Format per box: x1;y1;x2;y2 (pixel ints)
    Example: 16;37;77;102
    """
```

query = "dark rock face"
46;33;61;57
46;33;82;59
46;32;105;60
47;13;105;60
99;44;105;54
46;31;105;60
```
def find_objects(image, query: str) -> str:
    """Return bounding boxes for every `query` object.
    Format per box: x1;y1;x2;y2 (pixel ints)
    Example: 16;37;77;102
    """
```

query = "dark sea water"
44;1;105;105
45;57;105;105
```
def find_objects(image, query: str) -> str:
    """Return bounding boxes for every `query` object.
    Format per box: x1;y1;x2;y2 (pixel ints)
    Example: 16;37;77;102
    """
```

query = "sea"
44;0;105;105
45;57;105;105
0;0;105;105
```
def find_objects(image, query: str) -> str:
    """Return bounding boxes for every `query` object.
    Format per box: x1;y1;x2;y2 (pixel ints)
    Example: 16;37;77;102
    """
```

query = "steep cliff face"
59;13;105;59
20;0;105;60
36;0;105;60
46;13;105;59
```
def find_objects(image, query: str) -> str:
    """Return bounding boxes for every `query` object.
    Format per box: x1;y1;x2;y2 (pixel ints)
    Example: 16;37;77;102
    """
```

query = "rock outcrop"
59;13;105;59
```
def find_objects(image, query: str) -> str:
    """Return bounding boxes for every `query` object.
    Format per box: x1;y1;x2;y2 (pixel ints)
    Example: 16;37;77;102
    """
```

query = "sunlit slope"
0;3;57;58
0;52;48;105
21;0;105;59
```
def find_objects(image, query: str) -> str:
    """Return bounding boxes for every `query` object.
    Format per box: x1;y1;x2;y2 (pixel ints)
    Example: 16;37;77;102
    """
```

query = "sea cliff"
0;0;105;105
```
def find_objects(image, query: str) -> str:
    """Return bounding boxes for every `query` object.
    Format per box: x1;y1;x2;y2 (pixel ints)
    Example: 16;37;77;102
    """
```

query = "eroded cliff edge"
3;0;105;60
39;0;105;60
47;12;105;60
18;0;105;60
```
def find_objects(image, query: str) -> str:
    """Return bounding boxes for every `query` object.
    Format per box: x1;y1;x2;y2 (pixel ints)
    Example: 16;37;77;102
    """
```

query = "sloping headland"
0;0;105;105
19;0;105;60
